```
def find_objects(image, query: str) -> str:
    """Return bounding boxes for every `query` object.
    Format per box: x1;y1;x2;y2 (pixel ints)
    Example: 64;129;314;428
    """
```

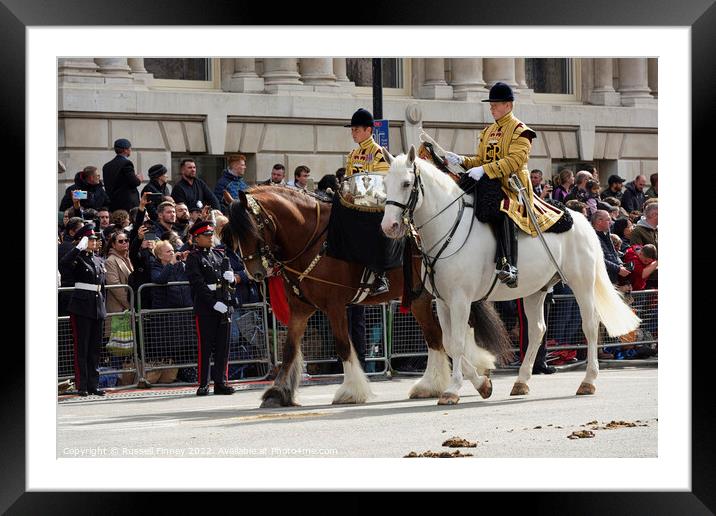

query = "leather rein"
239;194;359;291
385;162;475;300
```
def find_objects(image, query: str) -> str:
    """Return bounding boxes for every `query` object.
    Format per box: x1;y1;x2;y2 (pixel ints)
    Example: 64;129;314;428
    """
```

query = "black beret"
482;82;515;102
148;164;168;178
344;108;375;128
114;138;132;149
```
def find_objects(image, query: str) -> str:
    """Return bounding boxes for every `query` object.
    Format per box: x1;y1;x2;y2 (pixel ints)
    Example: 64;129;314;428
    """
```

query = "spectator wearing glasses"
104;230;134;314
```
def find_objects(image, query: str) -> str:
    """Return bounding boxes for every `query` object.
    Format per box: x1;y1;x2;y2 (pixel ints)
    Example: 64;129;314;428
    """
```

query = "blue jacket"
149;256;193;309
596;229;622;283
214;170;249;212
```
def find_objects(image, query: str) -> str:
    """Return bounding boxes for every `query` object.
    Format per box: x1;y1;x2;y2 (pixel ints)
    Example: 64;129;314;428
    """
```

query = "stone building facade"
57;57;657;204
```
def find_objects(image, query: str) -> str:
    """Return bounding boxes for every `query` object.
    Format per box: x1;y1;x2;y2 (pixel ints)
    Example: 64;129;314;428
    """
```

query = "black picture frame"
7;0;712;512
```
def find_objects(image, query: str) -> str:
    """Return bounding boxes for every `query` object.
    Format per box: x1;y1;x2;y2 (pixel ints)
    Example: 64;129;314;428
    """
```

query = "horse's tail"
469;301;513;366
592;242;641;337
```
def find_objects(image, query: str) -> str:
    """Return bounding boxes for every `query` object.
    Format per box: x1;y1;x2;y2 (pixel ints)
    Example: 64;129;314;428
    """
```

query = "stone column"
94;58;133;86
299;58;338;91
128;58;153;87
449;58;487;101
648;58;658;99
262;58;306;93
514;58;534;102
483;58;518;88
58;58;104;85
228;58;264;92
418;58;453;100
333;58;355;92
618;58;655;106
590;58;621;106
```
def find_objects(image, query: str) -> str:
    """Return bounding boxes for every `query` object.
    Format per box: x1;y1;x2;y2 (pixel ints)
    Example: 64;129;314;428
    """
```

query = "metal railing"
136;282;272;386
58;285;141;389
272;304;389;376
59;283;658;390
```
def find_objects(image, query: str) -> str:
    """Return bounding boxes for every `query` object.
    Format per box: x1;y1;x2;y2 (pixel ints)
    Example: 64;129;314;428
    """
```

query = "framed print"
6;0;713;512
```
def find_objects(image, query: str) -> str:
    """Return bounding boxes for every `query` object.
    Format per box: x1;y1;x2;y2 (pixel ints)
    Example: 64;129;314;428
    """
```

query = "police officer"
58;223;107;396
185;220;237;396
446;82;562;288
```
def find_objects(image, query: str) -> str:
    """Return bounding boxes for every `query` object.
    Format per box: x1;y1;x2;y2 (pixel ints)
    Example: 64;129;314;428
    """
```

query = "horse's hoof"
437;393;460;405
510;382;529;396
576;382;596;396
478;377;493;399
260;396;284;408
409;385;440;399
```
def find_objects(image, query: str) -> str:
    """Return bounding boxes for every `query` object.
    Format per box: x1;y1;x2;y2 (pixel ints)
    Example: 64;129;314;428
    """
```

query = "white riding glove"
445;152;463;166
223;271;235;283
213;301;228;314
467;166;485;182
76;236;89;251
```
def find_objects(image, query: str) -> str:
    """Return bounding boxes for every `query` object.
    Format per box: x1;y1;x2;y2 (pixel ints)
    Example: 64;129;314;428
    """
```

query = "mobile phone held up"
147;192;164;203
72;190;88;200
144;231;158;241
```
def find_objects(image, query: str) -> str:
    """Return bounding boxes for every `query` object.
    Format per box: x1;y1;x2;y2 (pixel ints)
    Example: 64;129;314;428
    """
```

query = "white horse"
380;146;640;404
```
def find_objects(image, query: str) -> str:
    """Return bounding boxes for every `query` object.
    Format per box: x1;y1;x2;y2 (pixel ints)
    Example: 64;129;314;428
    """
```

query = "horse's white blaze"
410;348;451;398
333;349;374;404
382;149;640;396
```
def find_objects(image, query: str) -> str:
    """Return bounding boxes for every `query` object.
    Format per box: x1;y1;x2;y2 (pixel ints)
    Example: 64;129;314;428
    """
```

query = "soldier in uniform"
446;82;562;288
344;108;392;295
185;220;237;396
58;223;108;396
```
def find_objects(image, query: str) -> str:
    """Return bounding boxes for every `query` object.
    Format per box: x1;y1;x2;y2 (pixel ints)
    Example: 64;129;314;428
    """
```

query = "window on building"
525;58;573;94
145;59;212;81
346;58;404;89
144;58;219;89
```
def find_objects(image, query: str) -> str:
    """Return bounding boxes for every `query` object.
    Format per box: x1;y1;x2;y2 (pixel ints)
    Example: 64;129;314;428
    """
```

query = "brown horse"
226;186;511;408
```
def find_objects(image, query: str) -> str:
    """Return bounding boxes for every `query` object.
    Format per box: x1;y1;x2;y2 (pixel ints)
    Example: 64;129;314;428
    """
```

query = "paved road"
58;367;657;459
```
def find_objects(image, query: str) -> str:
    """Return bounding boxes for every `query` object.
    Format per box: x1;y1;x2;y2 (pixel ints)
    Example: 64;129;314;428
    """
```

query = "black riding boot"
369;271;389;296
492;214;518;288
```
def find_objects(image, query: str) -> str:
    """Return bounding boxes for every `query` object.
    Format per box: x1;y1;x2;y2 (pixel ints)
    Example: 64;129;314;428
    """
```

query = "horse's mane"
227;195;263;245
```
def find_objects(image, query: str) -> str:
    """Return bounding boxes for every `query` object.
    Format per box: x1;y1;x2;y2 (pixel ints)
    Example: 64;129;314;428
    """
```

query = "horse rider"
446;82;562;288
58;223;107;396
344;107;392;295
185;220;238;396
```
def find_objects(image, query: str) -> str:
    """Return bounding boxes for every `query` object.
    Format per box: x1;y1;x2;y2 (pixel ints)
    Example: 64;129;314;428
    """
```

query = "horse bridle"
238;194;280;274
385;162;424;227
238;193;330;279
384;159;474;300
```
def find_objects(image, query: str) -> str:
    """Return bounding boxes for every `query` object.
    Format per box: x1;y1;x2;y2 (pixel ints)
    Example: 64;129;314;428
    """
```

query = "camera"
144;230;158;241
72;190;88;200
624;261;635;272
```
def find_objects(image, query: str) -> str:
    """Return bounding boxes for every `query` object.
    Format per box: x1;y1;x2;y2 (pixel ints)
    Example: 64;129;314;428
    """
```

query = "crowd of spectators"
57;140;658;382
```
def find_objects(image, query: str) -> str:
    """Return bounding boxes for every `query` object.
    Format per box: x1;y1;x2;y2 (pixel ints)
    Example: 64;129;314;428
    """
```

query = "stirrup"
497;264;518;288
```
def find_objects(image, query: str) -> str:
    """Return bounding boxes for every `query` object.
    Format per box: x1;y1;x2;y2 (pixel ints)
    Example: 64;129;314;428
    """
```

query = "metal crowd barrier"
58;285;141;390
388;290;658;372
272;304;389;376
137;282;272;386
59;282;658;391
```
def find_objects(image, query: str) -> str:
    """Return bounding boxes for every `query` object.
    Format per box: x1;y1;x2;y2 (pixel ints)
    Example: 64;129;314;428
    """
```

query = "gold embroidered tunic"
346;136;390;176
462;111;562;236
